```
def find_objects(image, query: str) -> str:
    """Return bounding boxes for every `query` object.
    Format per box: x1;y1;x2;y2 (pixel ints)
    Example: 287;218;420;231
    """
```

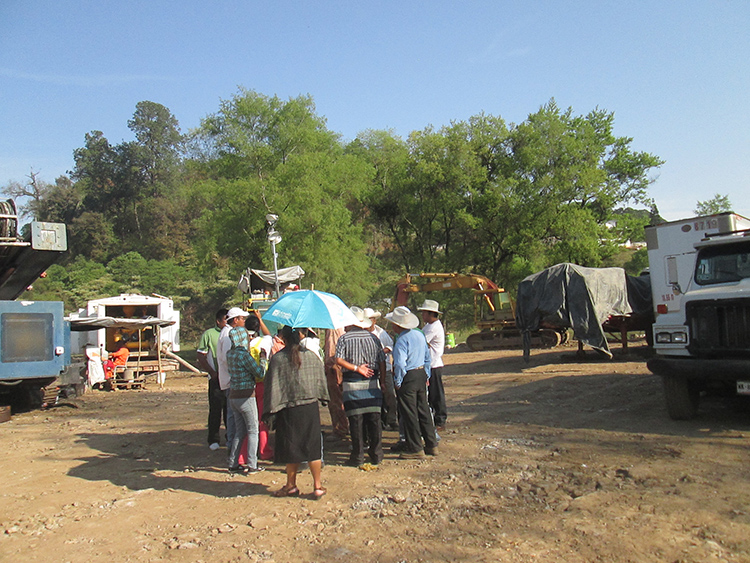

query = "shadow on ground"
67;428;274;497
451;370;750;438
67;426;375;496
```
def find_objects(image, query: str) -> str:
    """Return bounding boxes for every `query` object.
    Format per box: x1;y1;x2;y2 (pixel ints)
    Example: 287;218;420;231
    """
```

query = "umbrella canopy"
261;289;359;329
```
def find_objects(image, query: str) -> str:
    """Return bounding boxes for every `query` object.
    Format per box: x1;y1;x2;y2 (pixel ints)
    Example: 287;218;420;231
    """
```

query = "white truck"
645;212;750;419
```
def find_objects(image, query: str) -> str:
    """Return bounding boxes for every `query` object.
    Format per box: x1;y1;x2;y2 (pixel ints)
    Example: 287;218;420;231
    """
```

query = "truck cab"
646;213;750;418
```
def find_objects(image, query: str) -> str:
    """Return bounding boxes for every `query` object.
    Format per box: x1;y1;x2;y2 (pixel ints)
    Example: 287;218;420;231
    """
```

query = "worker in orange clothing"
111;340;130;367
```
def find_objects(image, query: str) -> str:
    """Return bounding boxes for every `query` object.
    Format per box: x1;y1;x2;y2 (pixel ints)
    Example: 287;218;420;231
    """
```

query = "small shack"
70;294;181;387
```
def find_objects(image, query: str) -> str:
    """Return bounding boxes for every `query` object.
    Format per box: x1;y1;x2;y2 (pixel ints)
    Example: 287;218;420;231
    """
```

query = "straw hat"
417;299;442;314
363;307;381;319
349;306;373;329
384;306;420;330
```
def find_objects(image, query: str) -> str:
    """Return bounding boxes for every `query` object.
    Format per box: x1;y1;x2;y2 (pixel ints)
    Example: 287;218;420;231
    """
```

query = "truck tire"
663;375;700;420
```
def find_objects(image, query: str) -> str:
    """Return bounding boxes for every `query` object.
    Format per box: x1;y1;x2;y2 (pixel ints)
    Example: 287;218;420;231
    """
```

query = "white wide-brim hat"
349;306;373;329
417;299;442;314
384;306;420;330
363;307;381;319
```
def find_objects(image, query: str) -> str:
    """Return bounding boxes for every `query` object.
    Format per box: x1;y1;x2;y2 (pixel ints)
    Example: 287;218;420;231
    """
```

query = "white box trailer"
645;212;750;418
72;294;181;387
76;293;180;352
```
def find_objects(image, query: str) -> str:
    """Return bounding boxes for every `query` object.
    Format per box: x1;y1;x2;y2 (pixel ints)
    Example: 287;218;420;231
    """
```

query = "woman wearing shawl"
263;325;329;499
227;326;265;474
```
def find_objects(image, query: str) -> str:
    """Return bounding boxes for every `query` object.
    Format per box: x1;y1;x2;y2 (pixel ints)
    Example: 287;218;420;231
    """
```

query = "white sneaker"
209;442;220;451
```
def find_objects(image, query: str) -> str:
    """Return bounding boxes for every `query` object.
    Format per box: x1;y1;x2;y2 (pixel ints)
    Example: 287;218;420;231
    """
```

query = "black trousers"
428;366;447;427
397;368;438;453
207;377;227;445
381;371;398;427
348;412;383;464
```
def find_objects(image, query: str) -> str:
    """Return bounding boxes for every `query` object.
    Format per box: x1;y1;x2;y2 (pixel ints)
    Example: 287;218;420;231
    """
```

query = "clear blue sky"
1;1;748;221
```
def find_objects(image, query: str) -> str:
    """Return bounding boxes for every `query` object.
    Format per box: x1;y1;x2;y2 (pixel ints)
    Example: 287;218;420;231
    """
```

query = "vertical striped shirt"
335;328;386;416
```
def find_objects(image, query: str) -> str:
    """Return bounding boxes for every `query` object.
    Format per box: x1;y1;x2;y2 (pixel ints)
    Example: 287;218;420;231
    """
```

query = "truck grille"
686;298;750;357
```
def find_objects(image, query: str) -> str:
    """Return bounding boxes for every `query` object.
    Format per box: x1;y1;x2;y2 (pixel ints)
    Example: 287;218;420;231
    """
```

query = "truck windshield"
695;240;750;285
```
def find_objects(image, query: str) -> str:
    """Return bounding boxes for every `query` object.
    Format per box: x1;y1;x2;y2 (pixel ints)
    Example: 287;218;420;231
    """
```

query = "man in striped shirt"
334;307;387;466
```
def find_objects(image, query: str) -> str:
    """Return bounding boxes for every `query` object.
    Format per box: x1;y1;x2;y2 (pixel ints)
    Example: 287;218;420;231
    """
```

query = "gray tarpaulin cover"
67;316;176;331
238;266;305;293
516;263;652;359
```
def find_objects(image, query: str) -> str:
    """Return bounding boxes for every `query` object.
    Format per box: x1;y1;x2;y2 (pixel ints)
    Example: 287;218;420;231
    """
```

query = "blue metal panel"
0;301;69;381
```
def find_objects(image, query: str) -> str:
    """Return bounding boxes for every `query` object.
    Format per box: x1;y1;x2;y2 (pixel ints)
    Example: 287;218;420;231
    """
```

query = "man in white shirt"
218;307;251;453
418;299;447;430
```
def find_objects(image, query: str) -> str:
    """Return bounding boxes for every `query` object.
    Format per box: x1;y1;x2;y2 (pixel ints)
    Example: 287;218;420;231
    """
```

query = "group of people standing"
196;298;448;499
198;307;329;498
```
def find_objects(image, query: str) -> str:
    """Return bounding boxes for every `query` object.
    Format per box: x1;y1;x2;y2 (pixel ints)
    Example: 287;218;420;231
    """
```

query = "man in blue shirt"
384;306;438;459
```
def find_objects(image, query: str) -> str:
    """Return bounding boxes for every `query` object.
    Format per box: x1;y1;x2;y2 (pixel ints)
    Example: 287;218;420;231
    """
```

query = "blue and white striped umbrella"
261;289;359;329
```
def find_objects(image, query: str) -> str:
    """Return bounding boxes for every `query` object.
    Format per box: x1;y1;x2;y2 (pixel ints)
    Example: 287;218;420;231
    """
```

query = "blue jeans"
228;396;259;469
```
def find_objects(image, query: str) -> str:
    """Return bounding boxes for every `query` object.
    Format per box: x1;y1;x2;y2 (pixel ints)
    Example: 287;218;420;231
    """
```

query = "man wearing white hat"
384;306;438;459
218;307;251;457
417;299;447;430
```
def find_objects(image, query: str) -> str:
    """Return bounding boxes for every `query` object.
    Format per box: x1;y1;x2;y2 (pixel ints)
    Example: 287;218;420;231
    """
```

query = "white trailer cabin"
75;293;180;354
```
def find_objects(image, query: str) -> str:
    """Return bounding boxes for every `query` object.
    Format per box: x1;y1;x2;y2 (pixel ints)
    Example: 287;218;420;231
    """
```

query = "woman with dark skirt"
263;325;329;499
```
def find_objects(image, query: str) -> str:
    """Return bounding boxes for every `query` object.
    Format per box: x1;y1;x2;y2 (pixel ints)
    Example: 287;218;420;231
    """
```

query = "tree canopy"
694;193;733;216
3;93;665;340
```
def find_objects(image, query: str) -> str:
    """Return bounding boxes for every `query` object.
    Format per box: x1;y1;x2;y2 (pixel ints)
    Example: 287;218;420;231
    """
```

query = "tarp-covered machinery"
516;263;653;360
395;272;565;351
238;265;305;332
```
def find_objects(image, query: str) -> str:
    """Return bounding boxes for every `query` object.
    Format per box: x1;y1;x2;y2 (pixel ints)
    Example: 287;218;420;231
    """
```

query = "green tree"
35;176;83;224
67;102;187;257
189;89;372;300
468;102;662;285
356;101;663;293
127;101;183;193
694;193;733;215
193;88;339;180
71;131;118;214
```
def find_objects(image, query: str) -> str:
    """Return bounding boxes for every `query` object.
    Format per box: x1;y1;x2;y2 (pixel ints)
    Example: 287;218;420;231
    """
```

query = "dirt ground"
1;341;750;563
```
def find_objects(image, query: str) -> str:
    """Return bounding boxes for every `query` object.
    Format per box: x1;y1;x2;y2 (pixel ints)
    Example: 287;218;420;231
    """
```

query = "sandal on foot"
311;487;327;500
273;486;300;497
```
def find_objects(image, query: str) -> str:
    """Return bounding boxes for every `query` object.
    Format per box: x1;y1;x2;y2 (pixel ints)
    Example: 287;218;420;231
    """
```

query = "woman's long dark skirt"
274;402;321;464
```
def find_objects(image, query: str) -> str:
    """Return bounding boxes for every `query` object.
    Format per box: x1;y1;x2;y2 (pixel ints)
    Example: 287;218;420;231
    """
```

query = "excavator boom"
394;272;563;351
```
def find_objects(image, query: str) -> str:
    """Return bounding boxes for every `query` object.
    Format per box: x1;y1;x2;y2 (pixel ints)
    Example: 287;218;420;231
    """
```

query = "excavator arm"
393;272;561;351
395;273;503;310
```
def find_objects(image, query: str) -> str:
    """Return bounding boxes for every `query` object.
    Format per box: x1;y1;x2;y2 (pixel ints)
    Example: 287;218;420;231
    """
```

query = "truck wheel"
663;375;699;420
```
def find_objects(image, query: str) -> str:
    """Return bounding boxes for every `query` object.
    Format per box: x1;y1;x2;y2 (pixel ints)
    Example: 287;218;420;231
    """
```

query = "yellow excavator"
394;272;565;351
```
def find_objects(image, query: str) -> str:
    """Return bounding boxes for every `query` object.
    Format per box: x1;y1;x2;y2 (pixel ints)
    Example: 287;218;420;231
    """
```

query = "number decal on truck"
693;219;718;232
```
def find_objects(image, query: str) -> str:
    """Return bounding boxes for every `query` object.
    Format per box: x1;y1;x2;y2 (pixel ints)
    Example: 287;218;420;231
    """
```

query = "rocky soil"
1;342;749;562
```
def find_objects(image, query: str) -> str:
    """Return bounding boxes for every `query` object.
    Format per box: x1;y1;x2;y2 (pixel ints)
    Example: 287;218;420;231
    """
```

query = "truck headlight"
655;331;688;344
656;332;672;344
672;332;687;344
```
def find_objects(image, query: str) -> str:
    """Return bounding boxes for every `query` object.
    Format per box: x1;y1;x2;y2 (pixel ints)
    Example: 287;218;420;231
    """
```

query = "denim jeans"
228;396;259;469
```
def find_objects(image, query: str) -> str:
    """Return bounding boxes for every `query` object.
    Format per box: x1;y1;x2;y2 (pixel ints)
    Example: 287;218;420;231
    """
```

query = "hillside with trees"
4;91;664;341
